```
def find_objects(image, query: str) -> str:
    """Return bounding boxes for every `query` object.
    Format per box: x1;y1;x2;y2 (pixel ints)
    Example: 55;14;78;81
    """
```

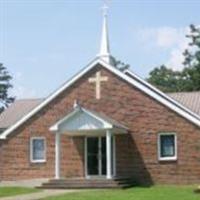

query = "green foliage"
181;24;200;91
113;57;130;71
147;65;183;92
147;24;200;92
0;63;14;113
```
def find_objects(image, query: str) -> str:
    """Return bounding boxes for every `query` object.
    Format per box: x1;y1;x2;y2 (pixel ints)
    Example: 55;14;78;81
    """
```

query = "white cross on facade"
88;71;108;99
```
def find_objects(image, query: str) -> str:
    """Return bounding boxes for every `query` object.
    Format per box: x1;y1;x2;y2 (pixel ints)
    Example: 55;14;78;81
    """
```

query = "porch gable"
50;104;128;134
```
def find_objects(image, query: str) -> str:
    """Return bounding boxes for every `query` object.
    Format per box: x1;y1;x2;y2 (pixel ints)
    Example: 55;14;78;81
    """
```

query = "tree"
181;24;200;91
0;63;14;113
147;24;200;92
113;58;130;71
147;65;183;92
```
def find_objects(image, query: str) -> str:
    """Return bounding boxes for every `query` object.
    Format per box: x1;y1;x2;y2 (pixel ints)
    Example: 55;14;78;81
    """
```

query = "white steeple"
98;3;114;65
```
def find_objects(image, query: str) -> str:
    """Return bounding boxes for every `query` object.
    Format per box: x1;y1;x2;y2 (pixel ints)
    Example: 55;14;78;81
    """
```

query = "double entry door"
86;137;107;177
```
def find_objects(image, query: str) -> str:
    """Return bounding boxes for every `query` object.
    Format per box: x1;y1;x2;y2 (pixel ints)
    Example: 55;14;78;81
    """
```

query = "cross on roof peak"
98;0;114;65
101;1;109;16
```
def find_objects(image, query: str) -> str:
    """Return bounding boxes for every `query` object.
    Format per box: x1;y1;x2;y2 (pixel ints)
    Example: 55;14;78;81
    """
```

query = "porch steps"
38;178;136;189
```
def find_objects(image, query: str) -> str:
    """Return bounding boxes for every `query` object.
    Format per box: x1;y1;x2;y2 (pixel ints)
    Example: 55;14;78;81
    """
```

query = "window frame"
30;137;46;163
158;132;177;161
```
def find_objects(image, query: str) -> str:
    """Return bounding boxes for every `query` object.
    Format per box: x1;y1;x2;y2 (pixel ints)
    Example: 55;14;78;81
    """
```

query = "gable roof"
0;99;43;129
168;91;200;116
50;105;128;134
1;58;200;139
124;69;200;120
1;92;199;131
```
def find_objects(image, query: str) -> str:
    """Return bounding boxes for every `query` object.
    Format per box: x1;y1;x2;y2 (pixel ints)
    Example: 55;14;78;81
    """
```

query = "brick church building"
0;8;200;188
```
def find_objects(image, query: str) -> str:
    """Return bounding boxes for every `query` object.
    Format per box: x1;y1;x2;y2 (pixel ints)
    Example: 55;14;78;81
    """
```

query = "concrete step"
47;180;129;184
38;178;135;189
39;183;132;189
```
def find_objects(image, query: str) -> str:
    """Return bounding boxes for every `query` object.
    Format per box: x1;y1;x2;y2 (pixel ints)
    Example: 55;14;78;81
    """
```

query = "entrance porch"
85;136;115;179
50;104;128;181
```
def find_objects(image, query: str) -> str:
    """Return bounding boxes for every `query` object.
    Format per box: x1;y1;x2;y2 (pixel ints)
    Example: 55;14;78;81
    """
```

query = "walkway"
0;189;75;200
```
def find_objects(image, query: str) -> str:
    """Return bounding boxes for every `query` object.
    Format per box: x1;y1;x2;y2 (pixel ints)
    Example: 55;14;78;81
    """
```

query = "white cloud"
10;71;37;99
137;26;191;71
137;27;184;48
156;27;182;47
166;27;191;71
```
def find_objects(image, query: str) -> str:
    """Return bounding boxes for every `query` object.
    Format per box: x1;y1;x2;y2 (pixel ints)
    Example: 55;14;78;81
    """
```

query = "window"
158;133;177;161
30;137;46;163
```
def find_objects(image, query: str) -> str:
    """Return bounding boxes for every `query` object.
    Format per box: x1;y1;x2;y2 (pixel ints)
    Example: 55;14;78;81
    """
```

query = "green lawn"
42;186;200;200
0;187;39;198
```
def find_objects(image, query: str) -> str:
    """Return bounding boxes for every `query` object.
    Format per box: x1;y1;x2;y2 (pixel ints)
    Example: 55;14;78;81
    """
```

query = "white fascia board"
49;109;80;132
1;57;200;139
97;60;200;127
0;58;100;139
49;107;113;132
125;69;200;120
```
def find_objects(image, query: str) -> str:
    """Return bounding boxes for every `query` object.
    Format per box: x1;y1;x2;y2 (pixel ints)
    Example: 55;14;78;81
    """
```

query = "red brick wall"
1;63;200;184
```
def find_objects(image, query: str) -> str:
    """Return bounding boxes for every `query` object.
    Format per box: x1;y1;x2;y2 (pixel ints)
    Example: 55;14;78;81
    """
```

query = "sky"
0;0;200;99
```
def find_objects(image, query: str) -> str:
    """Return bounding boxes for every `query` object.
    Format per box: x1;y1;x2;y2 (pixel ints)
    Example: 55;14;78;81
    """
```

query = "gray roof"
0;91;200;129
168;91;200;117
0;99;43;129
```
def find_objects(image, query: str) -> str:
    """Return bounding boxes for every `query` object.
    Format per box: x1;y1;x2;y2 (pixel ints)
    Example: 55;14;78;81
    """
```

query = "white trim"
158;132;177;161
55;132;61;179
0;58;99;139
122;69;200;127
50;107;113;132
106;130;112;179
30;137;46;163
85;136;113;179
1;58;200;139
112;135;116;177
125;69;200;121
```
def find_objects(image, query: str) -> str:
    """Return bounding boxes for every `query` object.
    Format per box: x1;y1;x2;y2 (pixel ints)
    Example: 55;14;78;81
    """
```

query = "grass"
0;187;40;198
42;185;200;200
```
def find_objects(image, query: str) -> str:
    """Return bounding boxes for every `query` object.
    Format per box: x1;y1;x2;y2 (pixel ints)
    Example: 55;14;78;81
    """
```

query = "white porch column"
106;130;112;179
113;135;116;177
55;132;61;179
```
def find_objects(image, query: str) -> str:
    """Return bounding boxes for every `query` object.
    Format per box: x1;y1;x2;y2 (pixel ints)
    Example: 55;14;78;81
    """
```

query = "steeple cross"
88;71;108;99
101;1;109;16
